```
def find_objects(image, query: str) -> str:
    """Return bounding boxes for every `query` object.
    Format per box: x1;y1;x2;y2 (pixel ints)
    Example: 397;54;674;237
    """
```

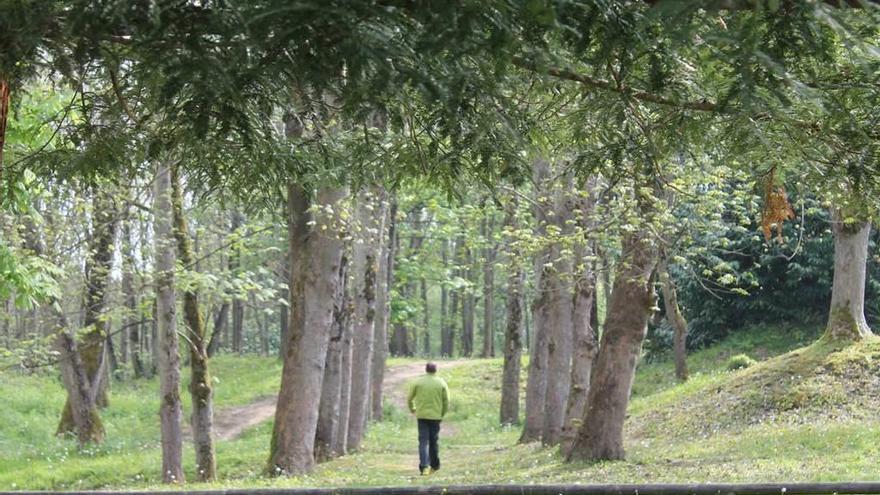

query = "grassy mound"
629;335;880;441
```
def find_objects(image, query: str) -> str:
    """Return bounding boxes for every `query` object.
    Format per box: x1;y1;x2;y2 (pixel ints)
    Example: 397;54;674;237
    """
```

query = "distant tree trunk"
154;161;185;484
347;188;386;452
257;300;270;356
500;197;523;426
231;210;245;354
567;227;658;462
371;198;396;421
824;208;873;341
58;188;118;433
460;237;475;357
440;240;451;357
269;184;347;476
421;278;430;356
120;209;132;367
171;165;216;482
659;261;689;381
316;254;349;461
25;213;104;446
520;158;552;444
448;252;459;358
207;303;228;358
482;213;497;358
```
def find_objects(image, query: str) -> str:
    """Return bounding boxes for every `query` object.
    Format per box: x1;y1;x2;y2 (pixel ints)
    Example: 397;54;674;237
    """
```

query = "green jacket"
407;373;450;420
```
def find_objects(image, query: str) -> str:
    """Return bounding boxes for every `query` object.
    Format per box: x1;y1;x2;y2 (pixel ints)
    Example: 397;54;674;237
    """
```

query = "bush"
725;354;757;371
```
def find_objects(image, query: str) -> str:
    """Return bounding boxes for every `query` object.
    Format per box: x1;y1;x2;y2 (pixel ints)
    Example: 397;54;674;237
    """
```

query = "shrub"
725;354;757;371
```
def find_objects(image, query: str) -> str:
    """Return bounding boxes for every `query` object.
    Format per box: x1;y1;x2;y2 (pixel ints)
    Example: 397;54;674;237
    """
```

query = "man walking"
407;362;450;475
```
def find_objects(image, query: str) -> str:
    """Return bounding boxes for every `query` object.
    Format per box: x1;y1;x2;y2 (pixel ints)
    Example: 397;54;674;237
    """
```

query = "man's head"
426;362;437;374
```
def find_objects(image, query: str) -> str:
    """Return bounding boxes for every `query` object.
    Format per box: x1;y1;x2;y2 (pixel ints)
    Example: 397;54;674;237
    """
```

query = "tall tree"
659;259;689;381
171;166;216;482
315;252;349;461
500;197;524;426
481;212;497;358
268;183;347;475
154;161;184;483
824;207;873;341
347;187;387;452
370;199;396;420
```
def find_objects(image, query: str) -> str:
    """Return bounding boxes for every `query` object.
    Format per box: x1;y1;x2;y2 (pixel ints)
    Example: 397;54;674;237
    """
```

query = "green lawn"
3;324;879;490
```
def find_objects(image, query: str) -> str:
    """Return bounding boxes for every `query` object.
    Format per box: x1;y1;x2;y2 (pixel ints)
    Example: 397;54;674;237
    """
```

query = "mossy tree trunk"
171;165;216;482
824;208;873;341
154;161;184;484
58;188;117;434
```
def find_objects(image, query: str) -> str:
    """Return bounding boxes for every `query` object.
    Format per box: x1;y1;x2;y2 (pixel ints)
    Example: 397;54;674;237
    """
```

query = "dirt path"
204;359;470;441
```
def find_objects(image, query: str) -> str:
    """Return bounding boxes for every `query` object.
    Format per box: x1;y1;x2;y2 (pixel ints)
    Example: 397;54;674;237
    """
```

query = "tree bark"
500;198;523;426
659;261;689;381
347;187;386;452
269;184;347;476
171;165;216;481
824;208;873;341
460;238;475;357
279;253;290;360
371;198;396;420
154;161;185;483
567;229;658;462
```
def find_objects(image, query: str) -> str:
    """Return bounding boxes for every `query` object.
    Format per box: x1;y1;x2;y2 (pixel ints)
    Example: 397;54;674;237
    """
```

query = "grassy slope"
4;323;880;490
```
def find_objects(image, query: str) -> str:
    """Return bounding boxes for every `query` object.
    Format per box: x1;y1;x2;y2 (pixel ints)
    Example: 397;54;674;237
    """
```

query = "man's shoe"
420;468;429;476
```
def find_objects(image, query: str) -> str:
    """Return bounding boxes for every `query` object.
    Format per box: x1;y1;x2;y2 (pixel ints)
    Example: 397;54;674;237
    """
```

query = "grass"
3;323;880;490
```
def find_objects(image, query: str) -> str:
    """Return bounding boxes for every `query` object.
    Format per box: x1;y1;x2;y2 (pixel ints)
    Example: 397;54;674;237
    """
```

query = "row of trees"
1;0;878;483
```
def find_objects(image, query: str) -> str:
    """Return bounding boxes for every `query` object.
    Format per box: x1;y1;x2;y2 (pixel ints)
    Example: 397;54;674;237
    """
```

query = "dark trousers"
417;419;441;471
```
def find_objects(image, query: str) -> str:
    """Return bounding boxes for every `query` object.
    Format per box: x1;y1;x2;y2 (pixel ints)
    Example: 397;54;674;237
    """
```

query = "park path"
206;359;470;441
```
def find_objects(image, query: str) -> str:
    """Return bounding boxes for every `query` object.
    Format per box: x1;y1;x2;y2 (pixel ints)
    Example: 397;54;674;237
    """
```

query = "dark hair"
426;362;437;374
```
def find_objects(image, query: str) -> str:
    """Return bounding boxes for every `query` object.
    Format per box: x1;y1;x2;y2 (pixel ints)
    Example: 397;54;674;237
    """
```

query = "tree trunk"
269;184;347;476
482;213;497;358
154;161;185;483
520;158;553;444
567;230;658;462
371;198;396;421
659;261;689;381
334;311;354;455
541;175;574;447
421;278;430;356
347;188;386;452
824;208;873;341
58;188;117;433
171;165;216;482
440;240;451;357
500;197;523;426
316;253;349;461
561;253;597;454
207;302;228;358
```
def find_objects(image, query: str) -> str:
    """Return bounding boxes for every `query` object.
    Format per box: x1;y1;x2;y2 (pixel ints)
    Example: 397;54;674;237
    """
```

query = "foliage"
725;354;757;371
